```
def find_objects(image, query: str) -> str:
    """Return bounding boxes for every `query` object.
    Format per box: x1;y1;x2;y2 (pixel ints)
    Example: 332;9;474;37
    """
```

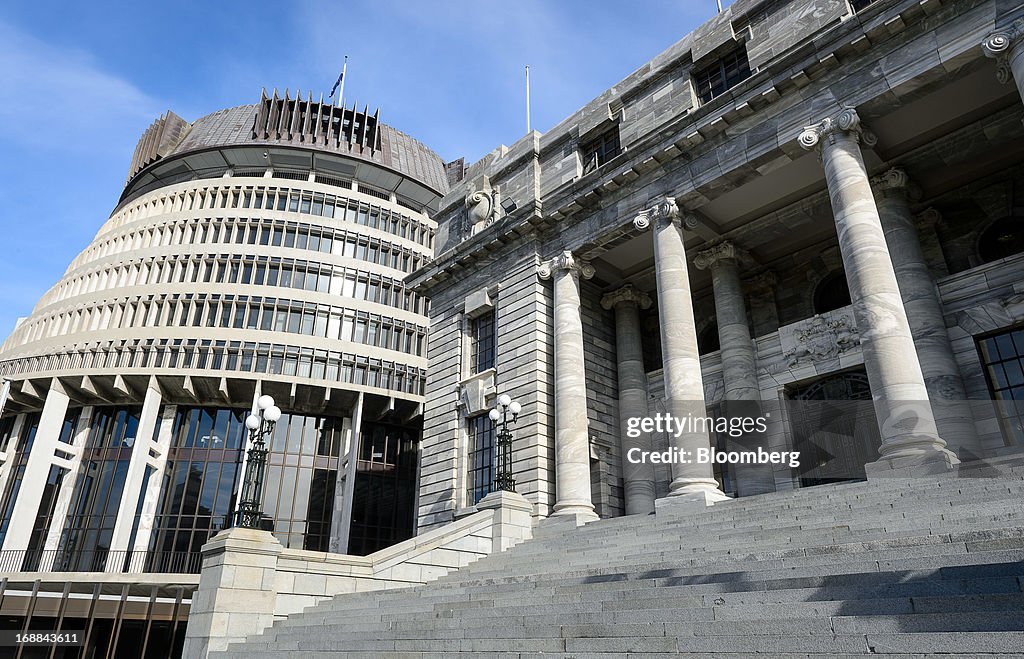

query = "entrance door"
787;370;882;487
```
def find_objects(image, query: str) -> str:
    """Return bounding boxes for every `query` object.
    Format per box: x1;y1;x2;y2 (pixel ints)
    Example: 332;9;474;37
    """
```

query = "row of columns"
0;378;367;569
540;97;1011;517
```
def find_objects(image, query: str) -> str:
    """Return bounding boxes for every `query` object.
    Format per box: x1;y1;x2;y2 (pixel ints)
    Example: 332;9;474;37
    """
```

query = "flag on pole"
330;56;348;102
329;70;344;100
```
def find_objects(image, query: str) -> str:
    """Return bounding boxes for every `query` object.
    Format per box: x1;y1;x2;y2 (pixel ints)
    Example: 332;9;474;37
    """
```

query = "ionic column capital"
798;107;877;152
633;197;699;231
600;284;652;311
983;20;1024;85
917;207;943;228
983;19;1024;58
870;167;922;201
538;250;595;281
693;241;748;271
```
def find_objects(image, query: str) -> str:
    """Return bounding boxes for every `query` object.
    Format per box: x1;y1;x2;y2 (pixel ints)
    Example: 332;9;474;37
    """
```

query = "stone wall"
184;493;534;658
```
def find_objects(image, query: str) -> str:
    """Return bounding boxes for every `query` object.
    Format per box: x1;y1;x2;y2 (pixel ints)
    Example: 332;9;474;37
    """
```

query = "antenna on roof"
525;65;532;134
717;0;723;11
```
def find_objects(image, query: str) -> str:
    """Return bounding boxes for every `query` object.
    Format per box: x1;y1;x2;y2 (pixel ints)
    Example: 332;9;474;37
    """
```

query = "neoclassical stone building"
410;0;1024;530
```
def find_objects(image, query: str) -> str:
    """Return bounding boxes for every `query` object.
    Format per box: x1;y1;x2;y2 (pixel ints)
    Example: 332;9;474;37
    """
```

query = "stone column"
538;251;598;522
43;406;93;556
798;109;958;473
331;392;363;553
983;19;1024;106
1;379;70;552
694;242;775;496
871;168;980;455
634;199;728;505
131;403;176;561
108;378;163;563
601;285;656;515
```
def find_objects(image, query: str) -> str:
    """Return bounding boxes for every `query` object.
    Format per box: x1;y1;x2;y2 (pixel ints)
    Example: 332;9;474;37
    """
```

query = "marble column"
601;285;656;515
799;109;958;473
635;198;728;504
983;19;1024;106
538;251;598;522
871;168;980;455
694;242;775;496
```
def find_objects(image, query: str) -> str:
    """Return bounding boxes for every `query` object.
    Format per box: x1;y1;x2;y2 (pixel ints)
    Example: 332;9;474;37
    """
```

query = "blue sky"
0;0;723;337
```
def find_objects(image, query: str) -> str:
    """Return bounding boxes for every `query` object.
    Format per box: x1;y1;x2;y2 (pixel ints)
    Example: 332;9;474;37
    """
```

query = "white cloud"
0;20;163;155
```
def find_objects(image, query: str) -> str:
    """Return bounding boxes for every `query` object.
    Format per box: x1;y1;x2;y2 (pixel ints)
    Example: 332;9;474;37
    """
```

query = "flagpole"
525;65;531;134
338;56;348;107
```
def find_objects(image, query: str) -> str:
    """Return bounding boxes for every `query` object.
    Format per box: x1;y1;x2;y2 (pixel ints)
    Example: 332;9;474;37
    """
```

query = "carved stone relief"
779;310;861;368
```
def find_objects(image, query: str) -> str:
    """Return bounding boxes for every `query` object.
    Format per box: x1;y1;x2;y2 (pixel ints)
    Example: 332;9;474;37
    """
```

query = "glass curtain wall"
57;406;141;571
348;420;419;556
148;407;343;562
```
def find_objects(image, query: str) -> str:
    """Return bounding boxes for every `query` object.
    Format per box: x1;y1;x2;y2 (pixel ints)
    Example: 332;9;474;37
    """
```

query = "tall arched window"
698;322;720;354
978;217;1024;263
812;270;851;315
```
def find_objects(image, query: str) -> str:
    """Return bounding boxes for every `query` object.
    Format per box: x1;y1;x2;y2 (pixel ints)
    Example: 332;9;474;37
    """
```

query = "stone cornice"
537;251;595;281
600;285;652;311
798;108;877;151
414;0;994;298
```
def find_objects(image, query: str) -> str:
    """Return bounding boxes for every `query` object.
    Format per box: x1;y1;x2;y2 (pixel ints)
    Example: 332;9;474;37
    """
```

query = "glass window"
467;415;495;505
470;310;496;373
694;45;752;104
813;270;851;314
581;128;621;174
979;217;1024;263
979;327;1024;446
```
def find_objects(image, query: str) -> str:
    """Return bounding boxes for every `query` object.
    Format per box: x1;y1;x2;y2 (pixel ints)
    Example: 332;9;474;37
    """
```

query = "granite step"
213;470;1024;657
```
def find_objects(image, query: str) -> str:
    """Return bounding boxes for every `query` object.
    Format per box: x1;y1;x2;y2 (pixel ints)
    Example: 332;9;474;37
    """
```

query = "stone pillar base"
550;499;599;524
537;508;599;533
655;488;730;513
477;491;536;552
865;448;960;480
181;527;283;659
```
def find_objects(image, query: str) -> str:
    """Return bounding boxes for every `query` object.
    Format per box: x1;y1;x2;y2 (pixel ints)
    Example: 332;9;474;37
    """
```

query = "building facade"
3;0;1024;656
0;92;446;655
410;0;1024;530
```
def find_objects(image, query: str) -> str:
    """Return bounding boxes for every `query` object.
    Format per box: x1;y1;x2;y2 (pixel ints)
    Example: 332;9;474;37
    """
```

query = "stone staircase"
213;461;1024;657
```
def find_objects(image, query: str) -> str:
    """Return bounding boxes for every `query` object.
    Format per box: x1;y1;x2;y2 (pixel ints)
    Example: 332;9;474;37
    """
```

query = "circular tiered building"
0;90;447;588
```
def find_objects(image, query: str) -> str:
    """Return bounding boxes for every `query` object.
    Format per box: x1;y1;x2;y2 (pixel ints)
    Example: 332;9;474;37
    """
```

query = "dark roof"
127;99;449;195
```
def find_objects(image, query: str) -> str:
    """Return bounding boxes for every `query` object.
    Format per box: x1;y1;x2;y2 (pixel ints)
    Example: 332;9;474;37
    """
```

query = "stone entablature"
412;0;997;291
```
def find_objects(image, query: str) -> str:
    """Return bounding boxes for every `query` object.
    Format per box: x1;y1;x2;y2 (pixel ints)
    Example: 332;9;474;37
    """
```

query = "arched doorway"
787;369;882;487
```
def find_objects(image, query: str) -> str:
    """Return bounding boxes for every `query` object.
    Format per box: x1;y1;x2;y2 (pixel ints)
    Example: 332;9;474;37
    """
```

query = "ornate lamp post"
488;393;521;493
235;394;282;529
